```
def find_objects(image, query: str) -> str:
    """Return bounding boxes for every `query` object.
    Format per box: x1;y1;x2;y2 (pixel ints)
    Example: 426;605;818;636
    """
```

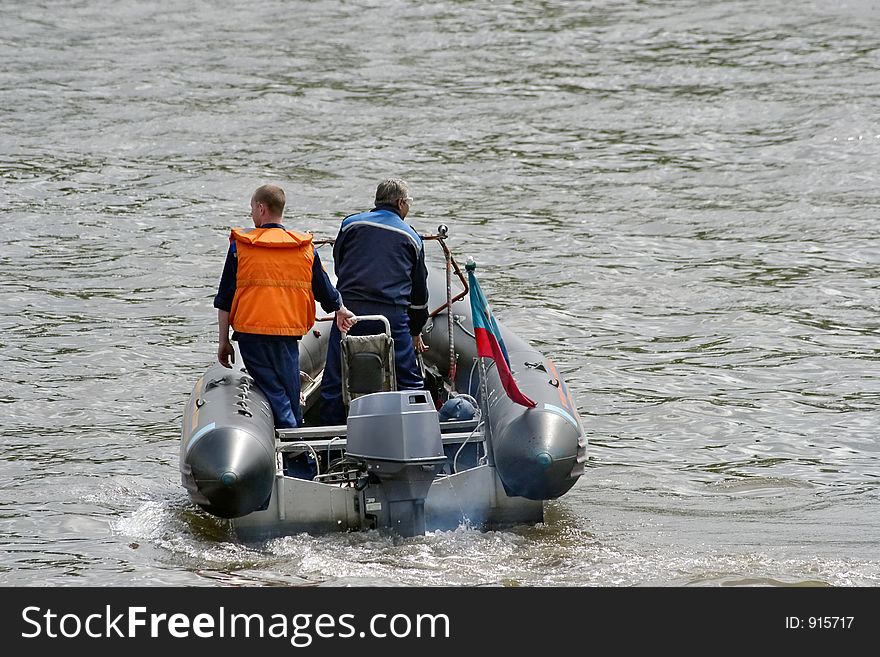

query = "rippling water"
1;0;878;586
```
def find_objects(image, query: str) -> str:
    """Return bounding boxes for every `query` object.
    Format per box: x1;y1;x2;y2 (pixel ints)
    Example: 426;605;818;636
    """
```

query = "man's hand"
217;309;234;368
336;306;357;333
218;339;235;368
413;334;428;353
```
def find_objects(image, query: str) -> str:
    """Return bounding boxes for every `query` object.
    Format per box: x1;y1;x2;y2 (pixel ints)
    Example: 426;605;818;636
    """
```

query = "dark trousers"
238;338;302;429
320;301;424;426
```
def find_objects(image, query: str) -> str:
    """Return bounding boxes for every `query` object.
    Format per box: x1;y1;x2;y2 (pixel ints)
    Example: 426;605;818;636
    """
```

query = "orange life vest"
228;227;316;336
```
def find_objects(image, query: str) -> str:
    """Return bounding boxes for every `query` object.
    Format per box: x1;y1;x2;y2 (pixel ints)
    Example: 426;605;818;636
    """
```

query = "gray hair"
374;178;411;206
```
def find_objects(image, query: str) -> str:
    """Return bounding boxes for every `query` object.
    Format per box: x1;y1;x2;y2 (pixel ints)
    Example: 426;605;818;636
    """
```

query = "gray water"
1;0;878;587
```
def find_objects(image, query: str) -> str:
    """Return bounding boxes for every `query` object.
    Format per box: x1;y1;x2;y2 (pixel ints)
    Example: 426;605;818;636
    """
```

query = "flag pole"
466;257;495;468
478;355;496;468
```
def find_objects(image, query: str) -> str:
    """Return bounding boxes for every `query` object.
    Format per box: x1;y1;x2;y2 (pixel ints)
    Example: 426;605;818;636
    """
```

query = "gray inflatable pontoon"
180;230;586;539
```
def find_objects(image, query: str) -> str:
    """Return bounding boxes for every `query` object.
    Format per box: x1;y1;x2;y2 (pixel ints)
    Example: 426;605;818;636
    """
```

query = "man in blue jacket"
320;179;429;425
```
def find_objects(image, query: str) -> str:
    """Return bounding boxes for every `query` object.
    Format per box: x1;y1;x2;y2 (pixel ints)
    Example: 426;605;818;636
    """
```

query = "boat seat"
340;315;397;408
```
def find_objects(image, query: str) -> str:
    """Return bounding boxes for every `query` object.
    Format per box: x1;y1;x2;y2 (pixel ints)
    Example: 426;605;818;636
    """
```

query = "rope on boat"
453;314;476;338
423;227;470;395
440;225;457;387
453;419;485;474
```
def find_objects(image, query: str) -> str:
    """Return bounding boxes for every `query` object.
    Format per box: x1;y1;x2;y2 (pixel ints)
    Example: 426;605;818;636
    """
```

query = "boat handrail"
420;227;470;319
276;430;485;454
275;417;480;443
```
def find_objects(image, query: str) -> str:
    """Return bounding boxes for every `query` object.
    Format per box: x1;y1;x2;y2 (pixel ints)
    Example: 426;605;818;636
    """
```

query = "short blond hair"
252;184;285;216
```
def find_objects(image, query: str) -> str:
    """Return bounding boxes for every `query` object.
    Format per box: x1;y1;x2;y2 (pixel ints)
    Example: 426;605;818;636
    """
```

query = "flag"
467;263;537;408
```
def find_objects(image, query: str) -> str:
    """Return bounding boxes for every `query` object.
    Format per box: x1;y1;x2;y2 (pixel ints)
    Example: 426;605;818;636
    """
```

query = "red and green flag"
467;264;536;409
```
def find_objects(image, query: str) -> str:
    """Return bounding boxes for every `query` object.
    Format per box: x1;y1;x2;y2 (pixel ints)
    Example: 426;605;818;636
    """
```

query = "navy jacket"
332;205;429;335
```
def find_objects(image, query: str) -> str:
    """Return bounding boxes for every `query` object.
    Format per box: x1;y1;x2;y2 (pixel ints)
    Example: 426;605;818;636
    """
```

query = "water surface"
1;0;878;586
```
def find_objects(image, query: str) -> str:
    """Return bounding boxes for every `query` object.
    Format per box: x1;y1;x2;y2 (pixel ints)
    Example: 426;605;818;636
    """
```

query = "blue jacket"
333;205;429;335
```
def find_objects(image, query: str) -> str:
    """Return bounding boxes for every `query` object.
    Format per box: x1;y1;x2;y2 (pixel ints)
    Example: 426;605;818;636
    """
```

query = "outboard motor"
346;391;447;537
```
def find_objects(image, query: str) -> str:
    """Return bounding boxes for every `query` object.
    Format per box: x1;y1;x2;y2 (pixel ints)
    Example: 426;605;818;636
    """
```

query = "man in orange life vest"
214;185;355;428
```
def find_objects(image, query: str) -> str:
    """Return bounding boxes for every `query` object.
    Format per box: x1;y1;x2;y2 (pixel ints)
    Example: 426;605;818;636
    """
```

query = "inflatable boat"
180;228;586;539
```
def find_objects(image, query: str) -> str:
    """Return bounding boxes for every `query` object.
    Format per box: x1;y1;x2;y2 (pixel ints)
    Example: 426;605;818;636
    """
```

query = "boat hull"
232;463;544;541
180;263;586;535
